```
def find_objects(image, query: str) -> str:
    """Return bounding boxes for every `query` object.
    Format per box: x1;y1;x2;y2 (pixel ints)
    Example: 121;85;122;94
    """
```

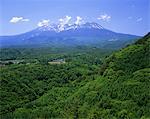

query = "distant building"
0;60;24;66
48;58;66;64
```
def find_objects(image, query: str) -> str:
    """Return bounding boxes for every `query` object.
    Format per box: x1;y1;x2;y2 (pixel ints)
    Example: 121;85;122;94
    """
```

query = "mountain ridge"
0;22;140;48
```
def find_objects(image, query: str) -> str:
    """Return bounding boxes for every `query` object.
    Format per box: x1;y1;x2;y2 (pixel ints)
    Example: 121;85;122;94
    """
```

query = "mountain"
0;22;140;48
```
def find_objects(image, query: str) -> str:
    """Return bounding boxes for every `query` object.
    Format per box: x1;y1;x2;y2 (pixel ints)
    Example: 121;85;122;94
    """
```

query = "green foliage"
0;34;150;118
101;33;150;75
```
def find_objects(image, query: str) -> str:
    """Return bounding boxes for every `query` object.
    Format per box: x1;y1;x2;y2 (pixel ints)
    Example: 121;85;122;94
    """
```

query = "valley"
0;33;149;118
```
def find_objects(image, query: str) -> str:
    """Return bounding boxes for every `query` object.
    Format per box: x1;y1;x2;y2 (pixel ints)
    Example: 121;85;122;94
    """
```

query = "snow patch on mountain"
36;22;104;32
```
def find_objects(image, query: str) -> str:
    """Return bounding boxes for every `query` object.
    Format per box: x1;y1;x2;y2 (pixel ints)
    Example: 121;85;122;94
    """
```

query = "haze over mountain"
0;22;140;48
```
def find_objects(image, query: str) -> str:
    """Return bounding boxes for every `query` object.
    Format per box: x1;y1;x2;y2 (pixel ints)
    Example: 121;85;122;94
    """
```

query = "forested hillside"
0;33;150;119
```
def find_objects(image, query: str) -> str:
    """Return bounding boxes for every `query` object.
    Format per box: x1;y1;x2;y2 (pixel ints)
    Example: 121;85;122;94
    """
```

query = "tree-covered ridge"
101;32;150;75
0;33;150;118
135;32;150;45
60;33;150;118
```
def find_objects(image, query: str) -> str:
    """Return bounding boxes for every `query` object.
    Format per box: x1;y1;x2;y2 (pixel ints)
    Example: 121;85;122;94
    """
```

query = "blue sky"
0;0;149;36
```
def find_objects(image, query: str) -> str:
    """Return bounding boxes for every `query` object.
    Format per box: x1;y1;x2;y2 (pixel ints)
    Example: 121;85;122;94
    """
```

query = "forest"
0;33;150;119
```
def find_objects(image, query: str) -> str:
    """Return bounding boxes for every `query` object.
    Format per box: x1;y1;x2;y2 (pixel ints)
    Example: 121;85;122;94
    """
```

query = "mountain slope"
64;33;150;118
0;22;140;48
101;32;150;75
60;33;150;118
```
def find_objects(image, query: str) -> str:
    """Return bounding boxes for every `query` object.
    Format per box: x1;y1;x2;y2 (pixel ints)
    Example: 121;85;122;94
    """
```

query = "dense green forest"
0;33;150;119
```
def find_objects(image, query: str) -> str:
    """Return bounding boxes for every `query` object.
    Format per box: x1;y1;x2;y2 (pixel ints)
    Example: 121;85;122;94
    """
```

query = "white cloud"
97;14;111;22
58;16;72;31
75;16;83;25
136;17;142;22
10;17;30;23
59;16;71;25
10;17;23;23
22;19;30;22
37;19;50;27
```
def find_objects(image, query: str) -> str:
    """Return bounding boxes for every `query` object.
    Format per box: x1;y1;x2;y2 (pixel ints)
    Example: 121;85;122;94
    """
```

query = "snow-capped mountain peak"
36;22;104;32
37;24;58;32
63;22;104;31
78;22;104;29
